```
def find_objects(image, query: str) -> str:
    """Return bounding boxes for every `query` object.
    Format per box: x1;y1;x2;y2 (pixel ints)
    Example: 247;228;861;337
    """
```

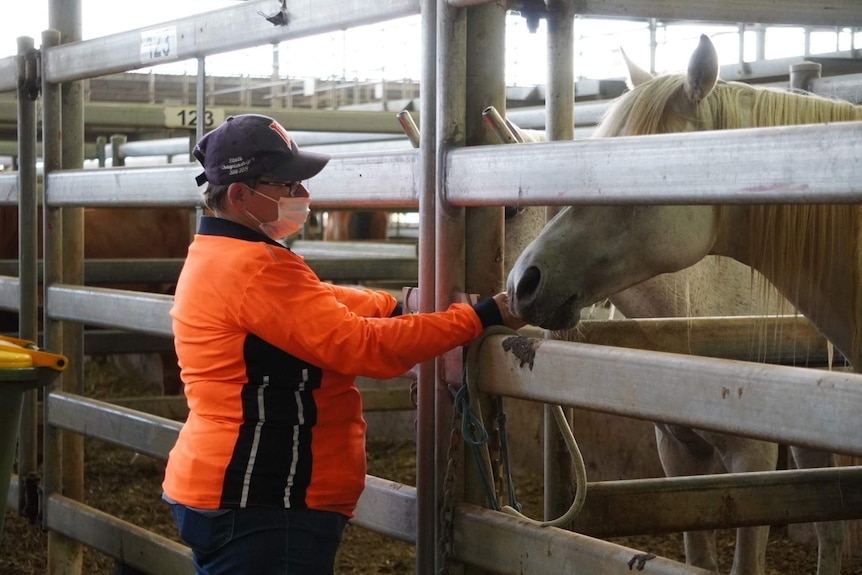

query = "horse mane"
593;74;690;138
713;84;862;360
748;197;862;365
595;74;862;135
596;73;862;360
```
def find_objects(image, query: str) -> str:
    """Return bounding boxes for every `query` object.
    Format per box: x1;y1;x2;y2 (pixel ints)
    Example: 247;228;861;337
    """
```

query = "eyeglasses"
258;179;302;197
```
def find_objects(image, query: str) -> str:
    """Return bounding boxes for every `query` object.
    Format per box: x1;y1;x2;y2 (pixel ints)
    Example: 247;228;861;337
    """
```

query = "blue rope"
452;385;500;511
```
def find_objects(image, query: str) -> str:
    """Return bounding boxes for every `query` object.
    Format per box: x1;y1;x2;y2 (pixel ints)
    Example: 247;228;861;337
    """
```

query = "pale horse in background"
505;34;861;575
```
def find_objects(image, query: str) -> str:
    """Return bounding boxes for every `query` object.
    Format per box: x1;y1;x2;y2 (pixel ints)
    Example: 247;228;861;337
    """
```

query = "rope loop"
453;385;489;447
453;383;500;510
463;326;589;528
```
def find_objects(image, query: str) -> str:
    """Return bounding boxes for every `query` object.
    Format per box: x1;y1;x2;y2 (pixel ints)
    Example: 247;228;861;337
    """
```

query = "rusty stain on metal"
501;336;540;369
721;387;744;399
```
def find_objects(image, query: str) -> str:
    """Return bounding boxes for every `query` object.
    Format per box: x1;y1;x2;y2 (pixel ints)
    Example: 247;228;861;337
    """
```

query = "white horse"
507;34;861;575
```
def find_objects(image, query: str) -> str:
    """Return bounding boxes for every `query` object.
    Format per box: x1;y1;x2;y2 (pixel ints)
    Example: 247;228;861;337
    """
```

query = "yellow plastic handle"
0;349;34;368
0;335;33;348
0;337;68;371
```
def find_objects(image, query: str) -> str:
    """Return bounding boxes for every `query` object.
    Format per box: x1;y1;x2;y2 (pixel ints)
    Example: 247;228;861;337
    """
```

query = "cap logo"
222;156;252;177
268;120;292;149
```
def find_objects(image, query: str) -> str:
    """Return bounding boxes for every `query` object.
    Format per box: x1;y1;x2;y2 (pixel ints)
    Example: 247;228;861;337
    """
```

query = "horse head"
506;35;722;330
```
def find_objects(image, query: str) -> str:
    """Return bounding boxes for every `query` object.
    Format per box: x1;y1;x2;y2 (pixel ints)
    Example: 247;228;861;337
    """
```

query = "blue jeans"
168;502;348;575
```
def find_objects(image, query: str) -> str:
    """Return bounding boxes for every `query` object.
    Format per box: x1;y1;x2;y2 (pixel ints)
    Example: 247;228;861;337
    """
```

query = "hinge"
18;46;41;101
20;472;41;524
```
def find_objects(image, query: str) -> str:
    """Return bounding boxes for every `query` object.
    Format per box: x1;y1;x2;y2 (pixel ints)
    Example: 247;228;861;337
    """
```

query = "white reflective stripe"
284;369;308;506
240;377;268;507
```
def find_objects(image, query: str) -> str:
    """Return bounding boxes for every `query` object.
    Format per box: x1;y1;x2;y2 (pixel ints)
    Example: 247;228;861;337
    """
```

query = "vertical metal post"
14;33;39;523
648;19;657;75
15;38;38;345
286;76;293;108
544;0;576;526
110;134;127;167
546;3;574;143
41;28;62;513
790;61;822;93
415;0;438;572
242;76;251;107
435;2;466;573
463;3;507;542
464;3;505;297
42;22;83;574
48;0;86;571
95;135;106;167
756;25;766;61
271;44;279;109
195;57;207;233
182;74;190;105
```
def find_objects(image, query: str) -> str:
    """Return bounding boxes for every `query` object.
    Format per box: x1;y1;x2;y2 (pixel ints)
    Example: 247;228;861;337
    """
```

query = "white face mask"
246;192;311;241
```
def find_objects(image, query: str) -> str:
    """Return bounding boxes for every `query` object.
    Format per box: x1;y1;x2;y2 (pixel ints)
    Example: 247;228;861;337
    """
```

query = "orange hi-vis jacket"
163;217;501;518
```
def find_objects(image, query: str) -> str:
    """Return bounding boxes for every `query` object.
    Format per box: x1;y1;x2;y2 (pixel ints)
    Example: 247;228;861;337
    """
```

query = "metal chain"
437;395;462;575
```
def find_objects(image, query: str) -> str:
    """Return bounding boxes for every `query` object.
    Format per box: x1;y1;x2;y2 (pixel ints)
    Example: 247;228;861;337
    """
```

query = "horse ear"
620;46;653;87
684;34;719;103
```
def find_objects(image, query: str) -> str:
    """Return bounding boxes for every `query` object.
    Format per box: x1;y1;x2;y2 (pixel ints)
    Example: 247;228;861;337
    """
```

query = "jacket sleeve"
321;282;399;318
240;259;486;380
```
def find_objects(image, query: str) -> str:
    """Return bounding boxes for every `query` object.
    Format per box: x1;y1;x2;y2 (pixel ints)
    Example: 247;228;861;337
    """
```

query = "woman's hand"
492;292;527;330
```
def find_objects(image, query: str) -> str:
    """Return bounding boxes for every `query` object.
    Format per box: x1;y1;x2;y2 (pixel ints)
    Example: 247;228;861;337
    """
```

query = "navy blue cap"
193;114;331;186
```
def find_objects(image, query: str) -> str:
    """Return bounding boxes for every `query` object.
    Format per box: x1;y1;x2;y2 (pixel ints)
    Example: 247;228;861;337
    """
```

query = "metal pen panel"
0;56;15;94
46;150;420;209
446;122;862;206
454;504;715;575
518;0;862;27
0;277;18;312
303;150;420;209
0;174;15;204
46;165;204;207
46;285;173;337
461;69;862;131
353;475;417;544
43;0;421;83
476;334;862;456
598;0;862;26
811;73;862;105
46;392;181;459
45;495;193;575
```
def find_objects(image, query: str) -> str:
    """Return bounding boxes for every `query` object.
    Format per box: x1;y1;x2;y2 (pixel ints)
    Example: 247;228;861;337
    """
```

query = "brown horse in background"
0;206;192;394
323;211;389;241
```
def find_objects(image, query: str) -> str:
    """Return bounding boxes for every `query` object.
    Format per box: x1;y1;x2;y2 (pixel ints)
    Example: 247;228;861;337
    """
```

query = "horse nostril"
516;266;541;301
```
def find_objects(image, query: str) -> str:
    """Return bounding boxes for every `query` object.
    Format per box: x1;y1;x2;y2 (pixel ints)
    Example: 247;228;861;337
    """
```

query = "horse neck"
716;204;861;368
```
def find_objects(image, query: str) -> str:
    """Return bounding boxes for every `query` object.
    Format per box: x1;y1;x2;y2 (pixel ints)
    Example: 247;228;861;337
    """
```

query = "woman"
162;113;524;575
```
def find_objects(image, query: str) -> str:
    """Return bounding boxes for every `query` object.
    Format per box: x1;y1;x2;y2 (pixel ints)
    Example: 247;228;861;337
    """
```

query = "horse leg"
654;424;723;572
789;446;844;575
704;431;778;575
